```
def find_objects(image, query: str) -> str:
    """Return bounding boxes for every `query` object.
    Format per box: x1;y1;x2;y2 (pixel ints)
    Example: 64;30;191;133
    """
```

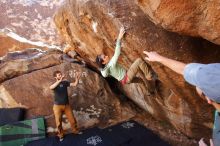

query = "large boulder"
0;49;134;133
54;0;220;139
135;0;220;45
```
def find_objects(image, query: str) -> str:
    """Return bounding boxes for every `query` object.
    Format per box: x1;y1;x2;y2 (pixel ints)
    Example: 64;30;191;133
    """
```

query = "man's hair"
96;55;105;69
53;71;62;77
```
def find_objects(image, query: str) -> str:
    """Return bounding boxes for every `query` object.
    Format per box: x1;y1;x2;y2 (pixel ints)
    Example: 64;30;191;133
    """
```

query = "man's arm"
70;72;81;87
143;51;186;75
109;27;125;66
49;75;64;90
50;80;62;90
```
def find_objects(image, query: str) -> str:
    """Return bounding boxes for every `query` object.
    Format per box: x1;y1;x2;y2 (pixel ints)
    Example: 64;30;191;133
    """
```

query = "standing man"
143;51;220;146
49;70;81;141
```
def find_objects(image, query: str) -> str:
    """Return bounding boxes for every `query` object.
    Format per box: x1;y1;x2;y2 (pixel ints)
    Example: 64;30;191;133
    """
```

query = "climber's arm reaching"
199;138;214;146
108;27;126;66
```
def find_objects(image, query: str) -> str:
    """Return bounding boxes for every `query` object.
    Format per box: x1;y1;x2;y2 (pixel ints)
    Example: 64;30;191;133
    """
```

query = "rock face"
0;49;134;133
0;48;62;83
0;0;65;58
54;0;220;139
0;34;46;57
0;0;64;46
136;0;220;45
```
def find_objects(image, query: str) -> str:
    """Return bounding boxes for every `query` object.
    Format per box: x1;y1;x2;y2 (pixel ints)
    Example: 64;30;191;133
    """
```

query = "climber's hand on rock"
209;139;214;146
199;138;208;146
143;51;163;62
118;26;125;40
198;138;214;146
63;47;70;54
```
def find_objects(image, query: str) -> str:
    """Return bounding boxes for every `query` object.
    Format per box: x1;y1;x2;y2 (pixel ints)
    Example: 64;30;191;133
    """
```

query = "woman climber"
95;27;156;91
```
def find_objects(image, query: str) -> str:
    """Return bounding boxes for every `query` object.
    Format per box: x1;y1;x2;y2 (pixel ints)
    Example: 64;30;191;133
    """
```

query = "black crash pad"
0;108;25;126
26;120;171;146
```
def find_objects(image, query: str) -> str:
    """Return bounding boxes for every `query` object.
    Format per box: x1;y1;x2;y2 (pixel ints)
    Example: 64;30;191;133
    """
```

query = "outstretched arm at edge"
143;51;186;75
